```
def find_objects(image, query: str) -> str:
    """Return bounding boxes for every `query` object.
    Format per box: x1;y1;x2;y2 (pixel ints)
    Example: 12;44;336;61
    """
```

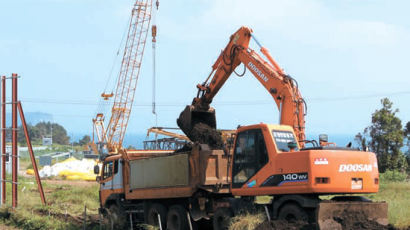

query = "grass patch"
0;173;408;229
229;212;265;230
364;181;410;228
0;175;101;230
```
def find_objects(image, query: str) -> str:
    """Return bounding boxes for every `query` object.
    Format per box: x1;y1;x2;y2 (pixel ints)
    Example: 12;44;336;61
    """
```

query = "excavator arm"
178;26;306;146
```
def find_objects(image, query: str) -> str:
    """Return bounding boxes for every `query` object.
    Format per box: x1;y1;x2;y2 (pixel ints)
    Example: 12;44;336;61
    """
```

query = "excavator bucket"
177;105;216;140
317;201;388;229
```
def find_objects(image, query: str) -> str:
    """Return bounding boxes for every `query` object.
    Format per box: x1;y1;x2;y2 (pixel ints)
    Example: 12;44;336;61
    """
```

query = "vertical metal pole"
83;205;86;230
1;76;6;205
18;102;46;205
11;73;17;208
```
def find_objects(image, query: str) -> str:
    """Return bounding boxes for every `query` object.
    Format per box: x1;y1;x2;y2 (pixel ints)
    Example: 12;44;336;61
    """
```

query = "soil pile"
188;122;223;148
332;210;397;230
255;216;397;230
255;220;316;230
174;122;224;152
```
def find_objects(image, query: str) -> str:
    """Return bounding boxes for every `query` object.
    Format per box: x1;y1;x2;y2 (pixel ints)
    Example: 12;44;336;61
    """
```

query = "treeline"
5;121;69;145
6;121;90;146
357;98;410;174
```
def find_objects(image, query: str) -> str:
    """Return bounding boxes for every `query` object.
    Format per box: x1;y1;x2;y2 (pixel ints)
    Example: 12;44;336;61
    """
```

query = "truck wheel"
213;208;233;230
146;203;167;229
108;204;127;230
278;203;308;222
167;205;189;230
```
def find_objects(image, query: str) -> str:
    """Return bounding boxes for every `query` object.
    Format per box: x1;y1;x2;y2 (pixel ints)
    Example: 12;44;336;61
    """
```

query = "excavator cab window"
272;130;299;152
102;160;118;180
232;129;268;188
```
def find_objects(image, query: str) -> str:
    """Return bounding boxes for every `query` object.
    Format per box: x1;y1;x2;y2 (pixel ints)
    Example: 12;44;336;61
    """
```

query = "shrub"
380;170;407;182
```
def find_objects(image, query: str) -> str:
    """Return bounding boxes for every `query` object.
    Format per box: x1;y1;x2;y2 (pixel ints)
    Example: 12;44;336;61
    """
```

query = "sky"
0;0;409;145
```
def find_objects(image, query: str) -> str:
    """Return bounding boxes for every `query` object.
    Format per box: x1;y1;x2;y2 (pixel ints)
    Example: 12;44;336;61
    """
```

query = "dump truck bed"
124;145;231;200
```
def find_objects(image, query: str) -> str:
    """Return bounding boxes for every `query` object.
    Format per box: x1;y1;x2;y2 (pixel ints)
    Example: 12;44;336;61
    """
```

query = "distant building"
42;137;52;146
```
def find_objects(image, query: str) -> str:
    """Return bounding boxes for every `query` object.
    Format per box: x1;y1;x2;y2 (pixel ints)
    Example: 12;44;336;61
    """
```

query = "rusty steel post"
11;73;17;208
1;76;5;205
17;102;46;205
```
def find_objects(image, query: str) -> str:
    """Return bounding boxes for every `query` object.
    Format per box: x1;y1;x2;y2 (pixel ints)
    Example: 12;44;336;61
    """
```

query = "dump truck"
95;27;388;230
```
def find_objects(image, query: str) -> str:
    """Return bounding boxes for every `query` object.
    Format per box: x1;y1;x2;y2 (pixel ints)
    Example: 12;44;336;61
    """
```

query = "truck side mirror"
94;165;100;175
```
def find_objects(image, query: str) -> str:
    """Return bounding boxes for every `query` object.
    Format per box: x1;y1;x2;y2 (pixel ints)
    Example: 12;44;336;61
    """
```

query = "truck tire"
213;208;233;230
278;203;308;222
108;204;127;230
167;205;190;230
146;203;167;229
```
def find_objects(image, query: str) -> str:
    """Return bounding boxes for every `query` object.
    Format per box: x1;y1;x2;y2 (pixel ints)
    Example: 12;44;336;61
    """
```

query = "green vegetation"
359;98;408;173
365;181;410;228
380;170;407;182
76;135;91;146
0;175;100;230
16;122;70;146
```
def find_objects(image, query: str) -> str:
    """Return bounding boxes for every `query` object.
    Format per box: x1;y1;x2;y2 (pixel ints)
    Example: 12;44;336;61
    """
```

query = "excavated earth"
188;122;224;148
176;122;224;152
255;220;316;230
255;212;399;230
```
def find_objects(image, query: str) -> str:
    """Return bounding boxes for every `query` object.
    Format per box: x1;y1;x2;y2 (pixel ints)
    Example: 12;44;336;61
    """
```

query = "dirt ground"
42;178;97;187
255;218;399;230
0;224;19;230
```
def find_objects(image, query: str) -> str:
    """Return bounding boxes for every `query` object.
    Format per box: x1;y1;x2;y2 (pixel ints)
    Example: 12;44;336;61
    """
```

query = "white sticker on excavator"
339;164;372;172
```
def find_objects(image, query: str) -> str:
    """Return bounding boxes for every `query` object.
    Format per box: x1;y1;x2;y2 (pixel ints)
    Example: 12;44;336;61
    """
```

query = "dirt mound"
185;122;224;149
255;216;398;230
255;220;316;230
332;210;397;230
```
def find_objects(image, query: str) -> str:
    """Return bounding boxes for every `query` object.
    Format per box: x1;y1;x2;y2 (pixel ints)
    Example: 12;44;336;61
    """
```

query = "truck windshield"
272;130;298;152
103;160;118;180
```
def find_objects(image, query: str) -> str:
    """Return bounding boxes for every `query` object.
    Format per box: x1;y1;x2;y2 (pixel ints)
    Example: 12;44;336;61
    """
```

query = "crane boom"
95;0;153;153
178;26;306;146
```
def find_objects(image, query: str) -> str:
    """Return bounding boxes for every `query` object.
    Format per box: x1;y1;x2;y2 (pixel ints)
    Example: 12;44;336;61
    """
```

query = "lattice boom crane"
93;0;155;154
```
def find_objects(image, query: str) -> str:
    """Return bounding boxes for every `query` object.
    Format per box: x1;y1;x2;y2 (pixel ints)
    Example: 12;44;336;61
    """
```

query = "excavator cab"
177;105;217;140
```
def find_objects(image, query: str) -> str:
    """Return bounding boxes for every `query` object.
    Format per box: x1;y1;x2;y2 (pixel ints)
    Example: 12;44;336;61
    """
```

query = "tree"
35;122;70;145
78;135;91;146
405;122;410;137
364;98;407;172
404;121;410;173
17;124;40;146
354;133;367;151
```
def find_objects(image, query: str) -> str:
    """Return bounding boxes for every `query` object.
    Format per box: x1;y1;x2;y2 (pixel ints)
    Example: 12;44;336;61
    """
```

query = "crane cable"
94;13;133;118
152;0;159;121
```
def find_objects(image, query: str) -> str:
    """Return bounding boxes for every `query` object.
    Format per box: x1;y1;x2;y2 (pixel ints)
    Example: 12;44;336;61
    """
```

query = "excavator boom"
178;26;306;145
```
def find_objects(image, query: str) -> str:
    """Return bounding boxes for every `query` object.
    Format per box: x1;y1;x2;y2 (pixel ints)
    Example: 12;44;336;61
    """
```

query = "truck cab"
98;154;124;208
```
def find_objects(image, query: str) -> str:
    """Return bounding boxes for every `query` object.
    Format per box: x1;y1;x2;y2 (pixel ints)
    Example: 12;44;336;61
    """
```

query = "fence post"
83;205;87;230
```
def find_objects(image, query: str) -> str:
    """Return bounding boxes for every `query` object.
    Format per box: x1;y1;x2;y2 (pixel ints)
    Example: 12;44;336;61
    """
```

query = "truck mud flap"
317;201;388;230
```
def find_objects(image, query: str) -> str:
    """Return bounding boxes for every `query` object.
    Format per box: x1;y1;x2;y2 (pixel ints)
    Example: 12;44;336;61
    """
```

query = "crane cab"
230;123;379;196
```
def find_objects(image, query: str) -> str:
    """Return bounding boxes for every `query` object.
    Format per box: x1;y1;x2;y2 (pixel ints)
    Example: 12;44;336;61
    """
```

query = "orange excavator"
95;26;388;230
176;26;388;228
